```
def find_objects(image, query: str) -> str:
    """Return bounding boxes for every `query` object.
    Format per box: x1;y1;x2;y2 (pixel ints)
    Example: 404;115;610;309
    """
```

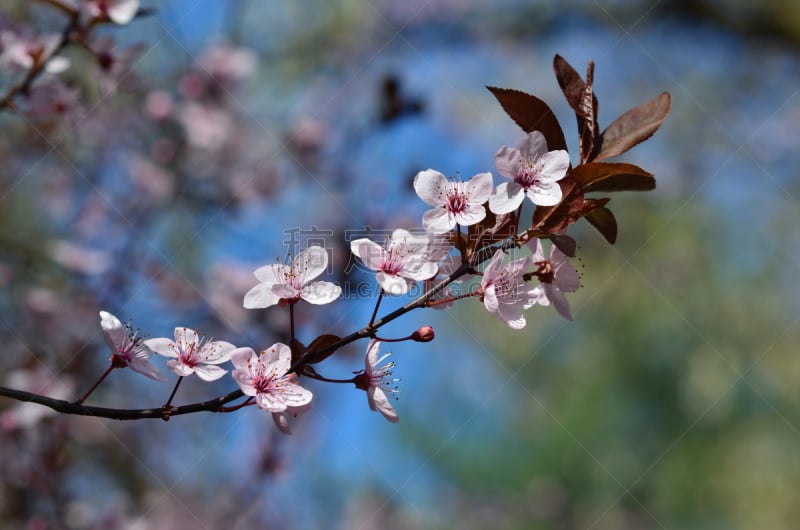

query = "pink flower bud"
411;326;435;343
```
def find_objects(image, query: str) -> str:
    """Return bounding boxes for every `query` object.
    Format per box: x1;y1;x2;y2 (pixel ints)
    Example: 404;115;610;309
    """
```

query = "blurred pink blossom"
0;367;75;431
0;29;69;74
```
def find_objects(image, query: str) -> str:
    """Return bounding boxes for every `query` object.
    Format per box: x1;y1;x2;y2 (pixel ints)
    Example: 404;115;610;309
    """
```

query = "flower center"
178;341;200;368
117;325;145;362
515;159;543;189
534;260;554;283
445;189;469;214
249;357;292;394
371;361;399;394
487;269;524;302
381;239;410;275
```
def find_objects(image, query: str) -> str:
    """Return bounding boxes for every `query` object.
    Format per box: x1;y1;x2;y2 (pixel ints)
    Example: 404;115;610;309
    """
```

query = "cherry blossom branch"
0;385;246;421
0;10;79;110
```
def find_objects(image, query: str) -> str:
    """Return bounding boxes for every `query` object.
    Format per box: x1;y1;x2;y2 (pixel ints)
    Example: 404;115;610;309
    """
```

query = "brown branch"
0;385;245;420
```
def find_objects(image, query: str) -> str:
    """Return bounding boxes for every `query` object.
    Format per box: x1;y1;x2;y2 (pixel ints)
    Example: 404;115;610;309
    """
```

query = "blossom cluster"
0;36;669;441
89;126;582;433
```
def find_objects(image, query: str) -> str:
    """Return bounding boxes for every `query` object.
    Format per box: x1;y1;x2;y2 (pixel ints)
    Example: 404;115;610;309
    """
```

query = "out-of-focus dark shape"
379;73;425;124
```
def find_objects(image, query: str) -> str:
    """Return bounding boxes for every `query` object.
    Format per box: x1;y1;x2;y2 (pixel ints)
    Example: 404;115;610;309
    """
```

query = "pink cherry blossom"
489;131;570;214
99;311;165;381
84;0;140;25
353;340;399;423
527;239;581;320
350;229;438;295
231;344;313;415
243;245;341;309
91;35;145;96
413;169;493;233
479;250;543;330
198;44;257;90
145;327;236;381
0;30;69;74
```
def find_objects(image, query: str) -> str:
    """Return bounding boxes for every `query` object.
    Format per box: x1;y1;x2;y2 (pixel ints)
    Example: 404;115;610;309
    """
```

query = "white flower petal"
495;145;521;180
368;387;399;423
506;256;530;276
351;238;385;271
556;262;580;293
265;343;291;373
144;337;177;358
399;258;438;281
294;246;328;283
256;391;286;412
523;284;548;309
280;382;313;407
365;340;380;372
481;249;505;283
301;281;341;304
45;56;70;74
467;171;494;203
230;347;256;370
198;340;236;363
107;0;139;25
496;302;527;329
413;169;448;207
377;271;409;295
489;181;525;214
483;284;499;313
99;311;125;352
544;283;573;320
527;238;546;262
517;131;549;158
243;282;280;309
129;358;166;382
454;203;487;227
193;364;228;382
253;263;285;284
525;180;562;206
167;359;195;377
537;150;570;182
174;326;197;353
422;207;454;234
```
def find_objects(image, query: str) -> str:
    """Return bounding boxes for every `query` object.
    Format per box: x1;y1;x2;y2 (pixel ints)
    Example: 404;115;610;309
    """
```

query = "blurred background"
0;0;799;528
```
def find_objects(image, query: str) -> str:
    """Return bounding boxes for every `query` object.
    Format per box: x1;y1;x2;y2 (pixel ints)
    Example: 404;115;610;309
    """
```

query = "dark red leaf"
487;86;568;152
585;207;617;244
290;338;306;365
594;92;671;162
548;234;577;257
553;55;599;163
570;162;655;193
553;54;587;116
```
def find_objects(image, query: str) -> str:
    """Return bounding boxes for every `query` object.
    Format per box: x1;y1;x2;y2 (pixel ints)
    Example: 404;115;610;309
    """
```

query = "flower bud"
411;326;435;343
